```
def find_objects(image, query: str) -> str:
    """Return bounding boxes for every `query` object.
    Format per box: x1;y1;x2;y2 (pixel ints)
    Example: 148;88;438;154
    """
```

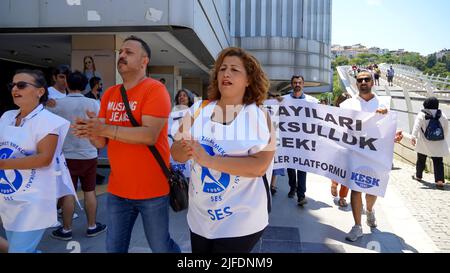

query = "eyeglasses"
8;81;40;91
356;77;372;83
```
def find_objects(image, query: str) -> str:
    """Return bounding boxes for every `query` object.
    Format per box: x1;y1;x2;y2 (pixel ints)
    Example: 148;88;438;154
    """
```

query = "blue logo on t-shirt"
0;148;23;195
200;144;230;193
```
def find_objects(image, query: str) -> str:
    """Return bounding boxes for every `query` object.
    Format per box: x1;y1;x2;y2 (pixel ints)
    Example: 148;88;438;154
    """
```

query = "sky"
332;0;450;56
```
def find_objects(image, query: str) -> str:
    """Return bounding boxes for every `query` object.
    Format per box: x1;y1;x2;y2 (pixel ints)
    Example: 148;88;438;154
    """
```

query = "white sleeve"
411;113;424;139
440;113;449;138
93;100;100;116
35;111;70;144
248;109;271;155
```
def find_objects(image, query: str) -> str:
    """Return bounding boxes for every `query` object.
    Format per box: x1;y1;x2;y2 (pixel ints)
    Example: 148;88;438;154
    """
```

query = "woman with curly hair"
171;47;276;253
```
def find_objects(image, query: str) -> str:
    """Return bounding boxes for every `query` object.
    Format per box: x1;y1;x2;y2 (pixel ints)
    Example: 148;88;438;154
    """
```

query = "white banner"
264;99;397;197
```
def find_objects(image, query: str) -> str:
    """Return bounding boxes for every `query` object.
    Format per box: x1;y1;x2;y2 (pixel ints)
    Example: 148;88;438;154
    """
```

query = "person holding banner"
171;47;276;253
283;75;319;206
330;94;351;207
341;70;403;242
0;70;72;252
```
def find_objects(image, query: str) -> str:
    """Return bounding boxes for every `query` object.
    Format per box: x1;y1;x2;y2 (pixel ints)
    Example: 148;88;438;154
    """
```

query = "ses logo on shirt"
350;166;380;189
0;148;24;195
200;144;231;194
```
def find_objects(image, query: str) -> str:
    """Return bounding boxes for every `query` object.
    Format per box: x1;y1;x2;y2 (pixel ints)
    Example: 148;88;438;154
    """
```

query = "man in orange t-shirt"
73;36;180;253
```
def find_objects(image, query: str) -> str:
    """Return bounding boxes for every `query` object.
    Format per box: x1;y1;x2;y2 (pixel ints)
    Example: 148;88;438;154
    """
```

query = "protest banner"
264;98;396;197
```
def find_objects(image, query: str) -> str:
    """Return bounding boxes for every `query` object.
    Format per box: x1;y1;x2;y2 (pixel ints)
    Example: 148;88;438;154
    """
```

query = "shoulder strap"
193;100;210;120
119;85;172;179
262;174;272;213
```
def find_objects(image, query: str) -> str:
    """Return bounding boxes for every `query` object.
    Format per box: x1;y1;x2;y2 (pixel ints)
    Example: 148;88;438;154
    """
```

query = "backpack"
421;109;444;141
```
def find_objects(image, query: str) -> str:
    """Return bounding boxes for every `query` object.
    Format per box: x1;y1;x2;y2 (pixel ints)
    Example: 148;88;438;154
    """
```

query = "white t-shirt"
168;108;191;178
48;86;67;100
187;100;273;239
0;105;72;231
340;94;390;112
282;92;319;104
47;93;100;160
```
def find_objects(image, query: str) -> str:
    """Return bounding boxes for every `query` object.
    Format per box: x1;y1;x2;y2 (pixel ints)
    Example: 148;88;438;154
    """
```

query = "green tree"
332;56;350;69
352;57;365;66
424;63;448;77
332;71;344;103
356;53;379;65
378;53;399;65
399;52;426;71
426;54;437;68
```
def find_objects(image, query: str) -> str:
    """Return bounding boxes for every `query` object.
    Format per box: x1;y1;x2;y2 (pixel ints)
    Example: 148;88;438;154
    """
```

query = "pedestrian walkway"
1;159;446;253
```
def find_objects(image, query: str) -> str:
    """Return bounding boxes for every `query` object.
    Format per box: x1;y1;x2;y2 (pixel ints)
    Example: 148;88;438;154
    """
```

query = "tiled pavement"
1;158;446;253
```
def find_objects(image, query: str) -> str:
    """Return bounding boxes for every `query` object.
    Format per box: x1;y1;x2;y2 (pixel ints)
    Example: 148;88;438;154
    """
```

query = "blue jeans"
106;193;181;253
5;229;46;253
287;169;307;199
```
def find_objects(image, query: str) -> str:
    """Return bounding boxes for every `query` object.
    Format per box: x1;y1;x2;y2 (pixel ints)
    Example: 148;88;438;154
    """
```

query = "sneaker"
51;227;72;241
411;175;422;182
73;212;79;220
366;210;377;228
297;197;308;206
86;222;107;237
288;188;296;198
345;225;363;242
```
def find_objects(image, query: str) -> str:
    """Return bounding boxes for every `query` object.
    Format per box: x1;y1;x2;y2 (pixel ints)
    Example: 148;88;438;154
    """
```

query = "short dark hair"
67;71;88;92
124;35;152;59
52;64;71;77
423;97;439;110
15;69;48;104
291;75;305;85
357;70;373;79
89;76;102;89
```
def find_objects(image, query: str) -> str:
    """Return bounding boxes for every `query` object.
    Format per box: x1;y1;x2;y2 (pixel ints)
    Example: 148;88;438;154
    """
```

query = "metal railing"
337;64;450;176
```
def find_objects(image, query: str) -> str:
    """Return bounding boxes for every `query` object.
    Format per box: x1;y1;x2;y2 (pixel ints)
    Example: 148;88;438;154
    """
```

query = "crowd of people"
0;36;447;253
349;64;394;86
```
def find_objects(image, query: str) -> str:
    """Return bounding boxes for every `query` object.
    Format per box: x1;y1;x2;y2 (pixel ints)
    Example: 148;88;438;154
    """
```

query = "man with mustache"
72;36;180;253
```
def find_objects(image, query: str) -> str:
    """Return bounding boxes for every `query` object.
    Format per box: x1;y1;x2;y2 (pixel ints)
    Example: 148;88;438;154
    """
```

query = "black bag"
421;109;445;141
119;85;189;212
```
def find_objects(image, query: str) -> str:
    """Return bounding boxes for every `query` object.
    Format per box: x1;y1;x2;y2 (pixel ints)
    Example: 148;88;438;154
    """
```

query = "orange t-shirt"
99;78;171;199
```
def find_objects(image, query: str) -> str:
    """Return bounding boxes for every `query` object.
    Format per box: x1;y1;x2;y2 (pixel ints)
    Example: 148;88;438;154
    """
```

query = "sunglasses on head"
8;81;40;91
356;77;372;83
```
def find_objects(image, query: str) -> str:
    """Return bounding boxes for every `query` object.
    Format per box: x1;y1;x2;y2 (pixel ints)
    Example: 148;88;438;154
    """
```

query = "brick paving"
390;159;450;252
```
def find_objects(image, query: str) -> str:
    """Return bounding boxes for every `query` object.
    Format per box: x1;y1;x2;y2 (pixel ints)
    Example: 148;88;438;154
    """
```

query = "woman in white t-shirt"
0;70;73;253
171;47;276;253
168;89;195;179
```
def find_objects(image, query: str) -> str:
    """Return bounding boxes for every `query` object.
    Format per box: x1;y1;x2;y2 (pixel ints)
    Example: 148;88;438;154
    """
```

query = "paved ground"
389;158;450;252
1;158;446;253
